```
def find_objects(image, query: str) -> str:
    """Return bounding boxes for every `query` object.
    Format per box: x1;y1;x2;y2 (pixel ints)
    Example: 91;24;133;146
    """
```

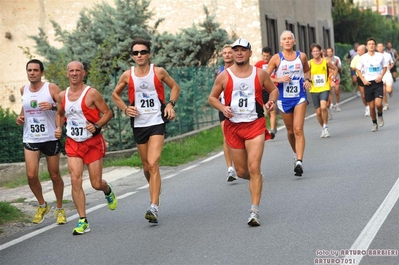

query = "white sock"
251;205;259;212
151;204;158;211
228;166;234;172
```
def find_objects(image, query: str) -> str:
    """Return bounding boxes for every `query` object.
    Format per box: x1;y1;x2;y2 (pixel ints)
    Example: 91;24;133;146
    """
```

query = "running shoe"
294;161;303;177
378;116;384;127
324;127;330;138
320;128;326;138
335;105;341;112
105;184;118;210
72;218;90;235
32;202;50;224
55;208;67;225
247;210;260;226
227;168;237;182
364;106;370;117
383;104;389;111
357;91;362;97
145;207;158;223
372;123;378;132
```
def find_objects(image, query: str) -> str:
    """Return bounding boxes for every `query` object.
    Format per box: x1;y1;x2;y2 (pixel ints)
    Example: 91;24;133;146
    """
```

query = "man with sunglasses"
112;38;180;224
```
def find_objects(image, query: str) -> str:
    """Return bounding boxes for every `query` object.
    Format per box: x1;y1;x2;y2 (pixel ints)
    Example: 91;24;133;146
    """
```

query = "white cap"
232;38;251;50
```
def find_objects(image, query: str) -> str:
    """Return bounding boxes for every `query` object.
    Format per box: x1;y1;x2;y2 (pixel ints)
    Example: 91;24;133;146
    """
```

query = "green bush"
0;107;24;163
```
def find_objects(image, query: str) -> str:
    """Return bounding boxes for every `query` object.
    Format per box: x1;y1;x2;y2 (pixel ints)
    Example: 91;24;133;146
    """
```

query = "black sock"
80;217;88;223
297;159;302;162
372;119;377;124
377;113;383;117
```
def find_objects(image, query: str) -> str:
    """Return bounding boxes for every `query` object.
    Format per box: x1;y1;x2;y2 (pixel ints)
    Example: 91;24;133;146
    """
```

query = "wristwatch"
305;78;312;83
167;100;176;107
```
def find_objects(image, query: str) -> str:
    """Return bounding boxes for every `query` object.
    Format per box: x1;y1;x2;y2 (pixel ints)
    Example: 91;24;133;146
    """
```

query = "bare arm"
88;88;112;128
16;86;25;125
111;70;130;114
155;67;180;120
301;53;311;90
258;69;278;111
55;91;66;139
208;71;233;118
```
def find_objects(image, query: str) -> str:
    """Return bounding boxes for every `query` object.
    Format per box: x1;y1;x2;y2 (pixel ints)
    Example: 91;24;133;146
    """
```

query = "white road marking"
344;177;399;264
0;192;137;251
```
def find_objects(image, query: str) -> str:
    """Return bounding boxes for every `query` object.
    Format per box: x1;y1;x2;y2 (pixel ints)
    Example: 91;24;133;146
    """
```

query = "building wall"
0;0;333;113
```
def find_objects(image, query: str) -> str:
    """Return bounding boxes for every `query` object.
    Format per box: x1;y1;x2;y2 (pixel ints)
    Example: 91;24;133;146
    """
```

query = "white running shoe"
227;168;237;182
335;105;341;112
383;104;389;111
320;128;326;138
372;123;378;132
247;210;260;226
324;127;330;138
378;116;384;127
294;160;303;177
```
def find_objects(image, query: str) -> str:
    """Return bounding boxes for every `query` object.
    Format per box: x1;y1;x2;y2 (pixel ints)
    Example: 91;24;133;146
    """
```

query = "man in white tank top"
15;59;66;225
112;38;180;224
209;38;278;226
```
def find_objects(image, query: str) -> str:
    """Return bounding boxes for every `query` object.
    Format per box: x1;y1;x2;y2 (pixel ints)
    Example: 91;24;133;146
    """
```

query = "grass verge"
0;201;30;225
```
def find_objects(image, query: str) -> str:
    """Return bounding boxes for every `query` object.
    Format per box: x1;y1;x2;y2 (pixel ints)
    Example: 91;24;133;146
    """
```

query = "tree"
333;0;399;46
28;0;230;150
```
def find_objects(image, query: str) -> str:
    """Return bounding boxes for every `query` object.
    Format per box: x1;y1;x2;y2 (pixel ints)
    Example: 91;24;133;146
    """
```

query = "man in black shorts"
112;38;180;223
16;59;66;225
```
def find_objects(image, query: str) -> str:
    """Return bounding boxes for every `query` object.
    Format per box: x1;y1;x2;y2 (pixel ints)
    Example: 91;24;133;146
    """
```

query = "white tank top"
64;86;93;142
131;65;164;128
275;51;306;99
226;67;258;123
22;82;57;143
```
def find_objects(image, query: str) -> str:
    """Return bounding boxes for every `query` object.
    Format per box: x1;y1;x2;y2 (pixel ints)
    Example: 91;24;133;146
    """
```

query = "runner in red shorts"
55;61;117;235
209;38;278;226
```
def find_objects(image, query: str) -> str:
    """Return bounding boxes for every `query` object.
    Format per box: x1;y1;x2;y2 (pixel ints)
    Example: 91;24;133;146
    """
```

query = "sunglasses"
131;50;149;56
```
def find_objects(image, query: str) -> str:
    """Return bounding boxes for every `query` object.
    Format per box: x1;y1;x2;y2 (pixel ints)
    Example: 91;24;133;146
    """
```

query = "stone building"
0;0;334;113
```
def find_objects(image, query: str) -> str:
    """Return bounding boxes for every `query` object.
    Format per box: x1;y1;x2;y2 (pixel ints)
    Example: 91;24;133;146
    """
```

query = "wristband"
124;107;128;115
167;100;175;107
52;103;57;111
93;124;102;136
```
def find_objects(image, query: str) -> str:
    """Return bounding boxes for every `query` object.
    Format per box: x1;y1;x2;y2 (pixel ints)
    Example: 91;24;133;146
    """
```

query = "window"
297;23;309;55
266;15;278;54
308;25;316;46
323;27;331;50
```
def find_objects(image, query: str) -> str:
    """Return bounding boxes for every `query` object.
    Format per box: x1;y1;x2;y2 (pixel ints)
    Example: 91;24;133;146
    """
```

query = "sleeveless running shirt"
275;51;306;100
224;67;264;123
128;64;166;128
310;58;330;93
64;86;100;142
22;82;57;143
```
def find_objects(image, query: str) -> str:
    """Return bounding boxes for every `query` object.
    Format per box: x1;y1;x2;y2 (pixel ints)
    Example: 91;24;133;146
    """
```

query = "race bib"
136;91;160;114
368;66;380;73
230;89;255;114
313;74;326;87
66;119;89;141
27;116;49;138
283;80;300;98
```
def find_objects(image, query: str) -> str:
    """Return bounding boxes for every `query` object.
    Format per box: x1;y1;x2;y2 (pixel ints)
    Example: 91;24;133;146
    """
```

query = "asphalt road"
0;88;398;265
